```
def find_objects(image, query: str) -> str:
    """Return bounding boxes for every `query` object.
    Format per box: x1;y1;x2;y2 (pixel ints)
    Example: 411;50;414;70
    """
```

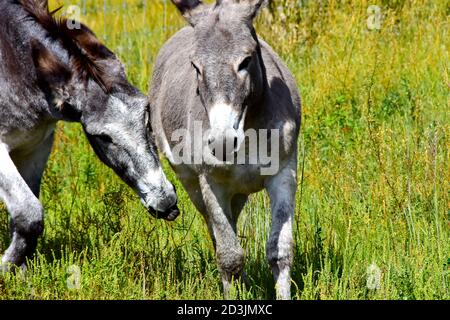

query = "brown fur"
31;39;71;81
31;39;71;111
19;0;113;92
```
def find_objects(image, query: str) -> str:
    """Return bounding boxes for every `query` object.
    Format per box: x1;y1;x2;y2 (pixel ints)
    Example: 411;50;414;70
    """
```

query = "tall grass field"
0;0;448;300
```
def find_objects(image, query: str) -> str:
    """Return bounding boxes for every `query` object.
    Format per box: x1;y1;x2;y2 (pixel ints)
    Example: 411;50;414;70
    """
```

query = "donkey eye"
96;134;113;144
191;62;202;77
238;56;252;72
144;108;150;125
144;109;153;133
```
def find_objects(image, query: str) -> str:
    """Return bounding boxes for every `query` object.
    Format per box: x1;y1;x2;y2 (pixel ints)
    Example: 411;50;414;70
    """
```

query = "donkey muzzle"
207;103;247;161
147;203;180;221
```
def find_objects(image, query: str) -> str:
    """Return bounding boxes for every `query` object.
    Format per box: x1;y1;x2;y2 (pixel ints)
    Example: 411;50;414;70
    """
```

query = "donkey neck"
0;6;64;134
7;2;82;124
11;3;72;73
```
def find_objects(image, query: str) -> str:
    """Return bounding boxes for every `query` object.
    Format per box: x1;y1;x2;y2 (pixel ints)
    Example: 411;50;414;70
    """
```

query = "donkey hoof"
0;263;11;274
0;262;29;275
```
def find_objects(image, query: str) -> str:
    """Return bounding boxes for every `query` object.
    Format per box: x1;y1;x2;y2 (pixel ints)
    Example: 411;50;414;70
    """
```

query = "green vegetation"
0;0;448;299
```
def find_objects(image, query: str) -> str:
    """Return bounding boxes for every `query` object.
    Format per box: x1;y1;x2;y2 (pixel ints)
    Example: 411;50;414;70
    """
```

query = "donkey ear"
241;0;268;20
31;39;73;112
31;39;72;91
68;24;114;60
171;0;206;26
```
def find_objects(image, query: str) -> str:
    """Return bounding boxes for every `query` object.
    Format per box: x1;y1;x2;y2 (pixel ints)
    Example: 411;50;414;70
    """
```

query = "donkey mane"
18;0;114;92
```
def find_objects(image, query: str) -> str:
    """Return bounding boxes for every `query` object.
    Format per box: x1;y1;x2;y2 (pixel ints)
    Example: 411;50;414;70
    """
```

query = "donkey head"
28;5;179;221
172;0;267;159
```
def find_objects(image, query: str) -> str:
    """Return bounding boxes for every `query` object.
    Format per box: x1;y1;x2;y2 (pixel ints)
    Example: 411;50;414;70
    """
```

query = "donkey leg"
7;133;54;269
0;142;48;271
199;175;245;298
231;194;248;224
264;155;297;300
11;132;54;197
230;194;250;288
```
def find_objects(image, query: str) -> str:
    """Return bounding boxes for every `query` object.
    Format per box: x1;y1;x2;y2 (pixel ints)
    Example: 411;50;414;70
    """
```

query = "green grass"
0;0;449;299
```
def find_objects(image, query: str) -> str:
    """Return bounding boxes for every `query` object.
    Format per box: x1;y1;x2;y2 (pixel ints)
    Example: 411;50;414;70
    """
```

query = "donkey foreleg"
265;154;297;300
11;132;54;198
199;175;245;298
0;143;46;270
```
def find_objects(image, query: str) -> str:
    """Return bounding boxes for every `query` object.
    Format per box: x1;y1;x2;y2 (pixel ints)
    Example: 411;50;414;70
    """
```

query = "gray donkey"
0;0;179;271
150;0;301;299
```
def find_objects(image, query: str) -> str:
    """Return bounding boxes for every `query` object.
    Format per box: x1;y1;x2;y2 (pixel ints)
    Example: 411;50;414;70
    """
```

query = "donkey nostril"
208;137;215;145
